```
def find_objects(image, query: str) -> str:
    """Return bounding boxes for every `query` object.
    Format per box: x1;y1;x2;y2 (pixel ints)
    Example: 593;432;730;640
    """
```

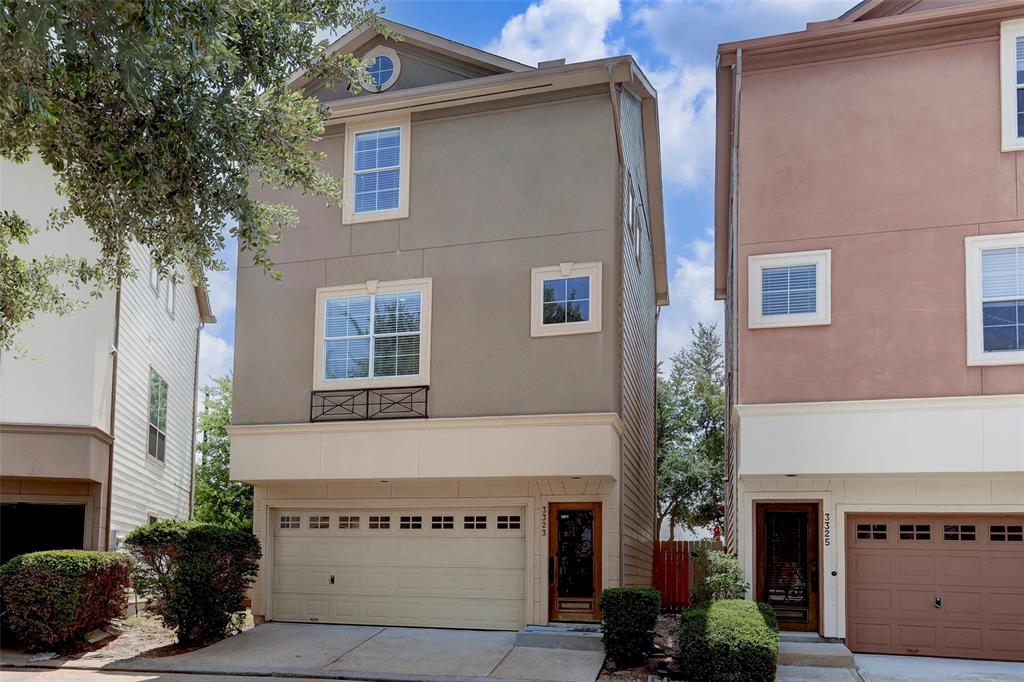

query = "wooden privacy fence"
653;539;724;611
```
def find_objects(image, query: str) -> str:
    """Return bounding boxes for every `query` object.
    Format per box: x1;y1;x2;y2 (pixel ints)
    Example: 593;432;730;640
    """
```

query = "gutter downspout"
608;62;626;588
726;49;742;553
105;283;122;550
188;322;203;519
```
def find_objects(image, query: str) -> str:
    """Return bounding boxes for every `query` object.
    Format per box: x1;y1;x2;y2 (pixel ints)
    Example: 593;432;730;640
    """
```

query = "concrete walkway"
855;654;1024;681
1;624;605;682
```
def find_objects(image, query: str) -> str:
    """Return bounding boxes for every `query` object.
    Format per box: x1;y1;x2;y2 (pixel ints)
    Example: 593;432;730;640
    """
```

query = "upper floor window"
748;250;831;329
149;262;160;292
313;278;432;389
361;46;401;93
343;115;410;224
965;233;1024;365
165;279;176;316
147;369;168;462
530;262;602;337
1001;20;1024;151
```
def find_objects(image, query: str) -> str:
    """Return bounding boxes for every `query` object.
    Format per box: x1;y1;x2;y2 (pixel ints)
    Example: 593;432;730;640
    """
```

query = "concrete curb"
0;660;557;682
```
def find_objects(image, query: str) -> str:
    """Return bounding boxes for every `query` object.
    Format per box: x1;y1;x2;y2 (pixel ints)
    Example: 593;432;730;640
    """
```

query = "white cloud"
657;229;723;361
199;329;233;389
645;63;716;188
487;0;623;66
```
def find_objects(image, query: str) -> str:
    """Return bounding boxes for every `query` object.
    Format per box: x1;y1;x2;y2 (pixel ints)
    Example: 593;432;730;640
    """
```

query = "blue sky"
198;0;853;389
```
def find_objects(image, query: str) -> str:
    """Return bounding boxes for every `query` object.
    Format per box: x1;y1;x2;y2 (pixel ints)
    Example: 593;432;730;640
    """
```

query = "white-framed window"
342;114;411;224
530;262;602;337
1001;20;1024;151
360;45;401;93
748;250;831;329
965;233;1024;365
313;278;432;390
165;278;176;316
149;262;160;292
147;368;168;462
625;175;642;264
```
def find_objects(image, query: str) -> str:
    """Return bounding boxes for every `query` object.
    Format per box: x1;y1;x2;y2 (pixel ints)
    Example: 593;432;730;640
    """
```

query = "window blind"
981;246;1024;352
323;291;421;380
353;128;401;213
762;264;816;316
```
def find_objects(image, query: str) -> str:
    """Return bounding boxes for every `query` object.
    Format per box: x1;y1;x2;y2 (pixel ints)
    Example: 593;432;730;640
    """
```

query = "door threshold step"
777;641;856;669
516;624;603;651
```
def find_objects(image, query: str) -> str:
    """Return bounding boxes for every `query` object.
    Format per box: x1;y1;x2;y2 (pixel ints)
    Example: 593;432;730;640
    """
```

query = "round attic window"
361;46;400;92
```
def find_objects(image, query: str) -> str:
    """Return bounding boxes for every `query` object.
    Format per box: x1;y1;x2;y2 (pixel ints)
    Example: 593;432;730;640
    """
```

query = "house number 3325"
823;512;831;547
540;507;547;537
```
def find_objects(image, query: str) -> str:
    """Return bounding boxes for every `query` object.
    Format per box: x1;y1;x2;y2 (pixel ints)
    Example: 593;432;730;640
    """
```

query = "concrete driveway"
139;623;604;681
855;654;1024;681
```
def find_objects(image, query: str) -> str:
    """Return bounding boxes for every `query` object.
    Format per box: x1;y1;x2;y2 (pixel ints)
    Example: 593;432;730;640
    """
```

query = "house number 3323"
540;507;547;537
823;512;831;547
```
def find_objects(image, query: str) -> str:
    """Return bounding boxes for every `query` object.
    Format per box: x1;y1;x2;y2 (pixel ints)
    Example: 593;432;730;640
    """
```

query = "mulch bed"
598;613;683;681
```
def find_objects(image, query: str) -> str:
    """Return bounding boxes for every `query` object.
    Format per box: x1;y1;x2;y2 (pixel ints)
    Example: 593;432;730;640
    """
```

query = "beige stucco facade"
715;1;1024;656
231;22;666;628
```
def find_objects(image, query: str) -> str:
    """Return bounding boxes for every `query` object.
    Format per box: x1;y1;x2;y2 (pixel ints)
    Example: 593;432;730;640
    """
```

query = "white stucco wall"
0;156;116;429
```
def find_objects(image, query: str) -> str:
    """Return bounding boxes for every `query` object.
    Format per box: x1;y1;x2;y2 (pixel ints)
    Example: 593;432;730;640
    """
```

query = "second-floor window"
343;115;410;224
530;262;602;337
165;279;176;316
966;233;1024;365
1000;20;1024;151
314;279;432;389
148;369;168;462
748;250;831;329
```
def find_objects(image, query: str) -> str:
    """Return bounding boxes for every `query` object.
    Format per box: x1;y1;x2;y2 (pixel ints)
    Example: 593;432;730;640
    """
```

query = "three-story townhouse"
229;21;668;630
715;0;1024;661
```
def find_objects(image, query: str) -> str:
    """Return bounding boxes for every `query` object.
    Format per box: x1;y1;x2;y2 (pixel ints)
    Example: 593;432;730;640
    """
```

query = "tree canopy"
194;375;252;530
0;0;385;350
656;322;726;539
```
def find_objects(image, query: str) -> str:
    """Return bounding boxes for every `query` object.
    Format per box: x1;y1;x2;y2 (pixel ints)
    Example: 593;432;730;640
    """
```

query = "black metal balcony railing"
310;386;428;422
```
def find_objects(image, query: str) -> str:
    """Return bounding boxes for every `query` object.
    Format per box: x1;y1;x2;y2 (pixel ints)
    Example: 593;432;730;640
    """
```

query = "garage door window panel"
991;524;1023;542
898;524;931;540
856;523;887;541
943;524;976;541
339;516;360;529
399;516;421;529
369;516;390;529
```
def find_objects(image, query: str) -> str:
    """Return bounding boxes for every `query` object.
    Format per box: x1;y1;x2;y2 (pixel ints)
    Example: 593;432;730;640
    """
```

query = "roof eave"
194;284;216;324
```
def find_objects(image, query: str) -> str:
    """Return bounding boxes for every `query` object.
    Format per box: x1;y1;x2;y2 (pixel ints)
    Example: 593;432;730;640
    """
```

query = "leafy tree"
194;375;252;530
0;0;385;351
657;322;726;539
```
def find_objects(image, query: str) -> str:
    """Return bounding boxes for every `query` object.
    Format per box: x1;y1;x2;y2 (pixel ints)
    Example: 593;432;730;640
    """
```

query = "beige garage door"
271;507;526;630
846;514;1024;661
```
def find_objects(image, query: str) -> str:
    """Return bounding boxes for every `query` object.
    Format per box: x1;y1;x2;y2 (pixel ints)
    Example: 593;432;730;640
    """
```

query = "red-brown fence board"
653;539;723;611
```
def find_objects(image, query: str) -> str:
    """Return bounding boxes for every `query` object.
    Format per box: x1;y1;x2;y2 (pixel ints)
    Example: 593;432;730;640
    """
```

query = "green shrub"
677;599;778;682
599;587;661;666
692;550;749;605
0;550;131;650
124;520;261;646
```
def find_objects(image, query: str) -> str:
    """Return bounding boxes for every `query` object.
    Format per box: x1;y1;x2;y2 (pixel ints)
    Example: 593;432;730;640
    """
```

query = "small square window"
280;515;301;529
856;523;886;540
147;514;159;525
531;262;602;337
309;515;331;529
943;524;976;541
990;524;1024;542
497;515;521;530
464;515;487;529
898;523;931;541
339;516;360;529
369;515;390;529
748;251;831;329
431;515;454;529
399;515;422;529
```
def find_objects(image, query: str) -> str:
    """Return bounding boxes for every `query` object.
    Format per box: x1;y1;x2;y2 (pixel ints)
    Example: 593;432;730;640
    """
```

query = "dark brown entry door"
549;502;602;622
756;502;819;632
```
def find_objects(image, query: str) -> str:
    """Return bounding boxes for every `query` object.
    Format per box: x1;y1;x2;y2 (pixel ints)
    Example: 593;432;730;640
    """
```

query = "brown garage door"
846;514;1024;661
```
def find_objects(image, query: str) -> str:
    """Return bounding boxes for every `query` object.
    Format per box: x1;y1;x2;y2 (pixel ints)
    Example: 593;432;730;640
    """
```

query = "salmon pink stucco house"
715;0;1024;662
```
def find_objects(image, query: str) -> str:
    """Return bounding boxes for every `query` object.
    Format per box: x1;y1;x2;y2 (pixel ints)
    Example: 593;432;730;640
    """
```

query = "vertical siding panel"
109;242;202;541
618;90;658;587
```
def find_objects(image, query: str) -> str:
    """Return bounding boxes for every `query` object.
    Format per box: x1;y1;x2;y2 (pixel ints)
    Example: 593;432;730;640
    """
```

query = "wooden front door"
548;502;602;622
756;502;820;632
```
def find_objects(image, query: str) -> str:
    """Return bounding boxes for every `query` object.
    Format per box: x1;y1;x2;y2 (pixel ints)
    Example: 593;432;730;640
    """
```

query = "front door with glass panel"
755;502;820;632
548;502;602;622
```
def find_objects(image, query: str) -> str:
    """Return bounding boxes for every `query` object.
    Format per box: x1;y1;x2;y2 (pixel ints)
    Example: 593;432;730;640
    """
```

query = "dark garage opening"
1;503;86;564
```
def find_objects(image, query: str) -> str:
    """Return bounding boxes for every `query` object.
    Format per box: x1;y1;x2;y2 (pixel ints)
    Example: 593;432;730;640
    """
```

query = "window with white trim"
343;115;410;224
530;262;602;337
965;233;1024;365
1000;20;1024;151
748;250;831;329
147;369;168;462
165;279;176;316
361;45;401;92
313;279;432;389
149;262;160;292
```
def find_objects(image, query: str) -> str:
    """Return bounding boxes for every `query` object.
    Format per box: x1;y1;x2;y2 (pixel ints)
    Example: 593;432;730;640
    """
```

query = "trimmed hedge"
124;520;260;646
677;600;779;682
599;587;661;666
0;550;131;650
